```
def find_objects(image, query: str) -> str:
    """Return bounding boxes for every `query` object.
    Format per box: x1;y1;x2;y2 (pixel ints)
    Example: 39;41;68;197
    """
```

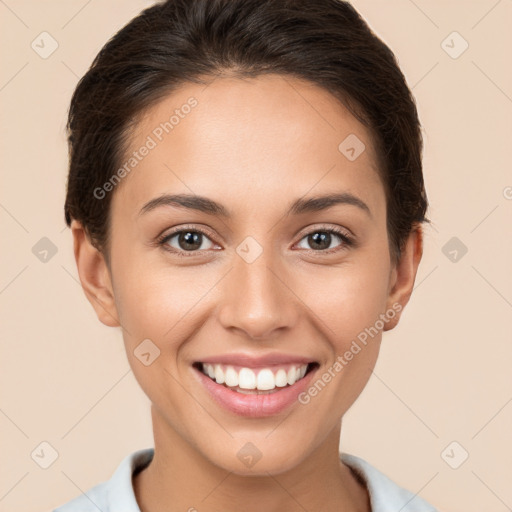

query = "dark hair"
64;0;429;266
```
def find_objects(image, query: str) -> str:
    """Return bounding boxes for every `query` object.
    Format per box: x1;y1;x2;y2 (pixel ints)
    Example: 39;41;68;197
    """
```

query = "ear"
71;220;120;328
383;224;424;331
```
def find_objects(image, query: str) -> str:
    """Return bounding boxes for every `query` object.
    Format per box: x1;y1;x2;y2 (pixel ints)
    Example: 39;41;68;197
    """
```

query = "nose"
217;251;299;340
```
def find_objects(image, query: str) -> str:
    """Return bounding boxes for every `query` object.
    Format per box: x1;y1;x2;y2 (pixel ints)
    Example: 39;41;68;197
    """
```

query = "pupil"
309;232;330;250
180;231;201;251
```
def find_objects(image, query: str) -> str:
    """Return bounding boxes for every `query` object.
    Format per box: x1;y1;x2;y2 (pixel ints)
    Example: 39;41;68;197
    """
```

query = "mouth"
192;361;319;395
193;360;320;417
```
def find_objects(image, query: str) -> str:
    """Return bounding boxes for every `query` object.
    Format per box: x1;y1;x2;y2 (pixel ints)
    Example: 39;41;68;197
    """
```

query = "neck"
133;406;370;512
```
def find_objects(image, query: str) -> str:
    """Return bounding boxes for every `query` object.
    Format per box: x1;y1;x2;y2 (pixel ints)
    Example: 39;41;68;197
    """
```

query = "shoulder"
340;452;439;512
52;448;154;512
52;479;110;512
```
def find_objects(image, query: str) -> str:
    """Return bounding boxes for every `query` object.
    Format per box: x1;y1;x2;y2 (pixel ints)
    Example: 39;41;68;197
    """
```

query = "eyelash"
156;225;355;258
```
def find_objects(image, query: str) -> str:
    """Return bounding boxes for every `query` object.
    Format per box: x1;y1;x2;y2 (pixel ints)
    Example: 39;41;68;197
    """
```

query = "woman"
55;0;438;510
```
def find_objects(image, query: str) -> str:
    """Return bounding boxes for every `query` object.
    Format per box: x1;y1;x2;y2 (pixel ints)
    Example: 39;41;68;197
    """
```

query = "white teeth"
224;366;239;387
201;363;310;391
286;367;297;385
214;365;225;384
238;368;256;389
256;369;275;391
275;369;288;387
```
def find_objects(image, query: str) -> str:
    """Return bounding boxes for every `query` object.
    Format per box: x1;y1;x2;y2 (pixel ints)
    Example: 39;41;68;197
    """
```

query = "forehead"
112;74;385;220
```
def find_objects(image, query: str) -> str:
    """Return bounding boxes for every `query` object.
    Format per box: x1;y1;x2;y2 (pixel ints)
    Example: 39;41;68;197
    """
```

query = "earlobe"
71;220;120;328
383;225;424;331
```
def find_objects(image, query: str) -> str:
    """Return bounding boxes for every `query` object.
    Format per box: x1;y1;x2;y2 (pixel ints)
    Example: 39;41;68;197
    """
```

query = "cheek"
113;257;220;349
300;256;391;346
114;245;391;343
299;263;390;410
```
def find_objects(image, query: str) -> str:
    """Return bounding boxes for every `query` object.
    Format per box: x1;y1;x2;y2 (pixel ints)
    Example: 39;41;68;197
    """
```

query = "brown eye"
306;232;334;250
159;228;217;255
295;228;353;252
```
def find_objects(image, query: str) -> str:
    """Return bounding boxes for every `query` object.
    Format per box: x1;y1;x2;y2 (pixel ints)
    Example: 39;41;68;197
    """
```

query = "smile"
198;362;312;394
192;359;319;417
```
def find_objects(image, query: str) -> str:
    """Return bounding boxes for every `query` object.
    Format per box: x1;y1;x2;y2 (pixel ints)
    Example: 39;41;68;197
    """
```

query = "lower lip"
193;365;318;418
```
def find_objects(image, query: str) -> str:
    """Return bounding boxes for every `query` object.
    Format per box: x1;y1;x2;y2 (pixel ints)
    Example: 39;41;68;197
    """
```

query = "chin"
204;438;310;477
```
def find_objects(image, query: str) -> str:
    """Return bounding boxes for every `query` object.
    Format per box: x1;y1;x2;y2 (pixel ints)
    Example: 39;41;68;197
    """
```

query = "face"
74;74;421;476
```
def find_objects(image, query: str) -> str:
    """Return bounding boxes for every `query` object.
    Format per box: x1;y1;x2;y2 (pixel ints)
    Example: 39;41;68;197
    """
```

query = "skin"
71;74;423;512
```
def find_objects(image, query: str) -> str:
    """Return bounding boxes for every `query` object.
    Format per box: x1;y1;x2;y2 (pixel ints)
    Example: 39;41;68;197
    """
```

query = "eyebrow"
139;192;371;218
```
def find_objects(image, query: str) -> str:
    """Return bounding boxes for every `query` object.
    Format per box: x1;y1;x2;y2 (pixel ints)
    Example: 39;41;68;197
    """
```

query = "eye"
156;225;354;258
157;226;218;256
295;227;354;253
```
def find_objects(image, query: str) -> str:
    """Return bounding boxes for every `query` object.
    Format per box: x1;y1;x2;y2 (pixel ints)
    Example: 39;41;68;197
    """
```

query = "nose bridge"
217;237;297;339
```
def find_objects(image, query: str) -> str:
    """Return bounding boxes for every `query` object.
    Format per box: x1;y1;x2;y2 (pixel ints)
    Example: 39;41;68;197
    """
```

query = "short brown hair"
64;0;429;266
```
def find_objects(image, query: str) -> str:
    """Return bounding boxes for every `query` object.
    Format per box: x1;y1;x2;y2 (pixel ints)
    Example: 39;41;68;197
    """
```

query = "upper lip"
196;352;317;367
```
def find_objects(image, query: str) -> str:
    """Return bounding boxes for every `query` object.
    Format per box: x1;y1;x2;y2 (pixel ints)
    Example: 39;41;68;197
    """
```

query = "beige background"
1;1;511;511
